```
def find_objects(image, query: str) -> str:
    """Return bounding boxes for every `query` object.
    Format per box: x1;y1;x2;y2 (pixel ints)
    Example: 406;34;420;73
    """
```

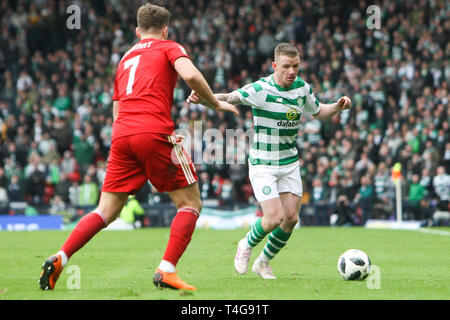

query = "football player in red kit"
39;3;238;291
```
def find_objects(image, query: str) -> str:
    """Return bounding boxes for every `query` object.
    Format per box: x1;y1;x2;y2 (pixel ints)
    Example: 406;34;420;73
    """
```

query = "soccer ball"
337;249;371;280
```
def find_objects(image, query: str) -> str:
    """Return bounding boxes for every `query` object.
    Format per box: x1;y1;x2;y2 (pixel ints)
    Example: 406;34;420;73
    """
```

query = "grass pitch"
0;227;449;300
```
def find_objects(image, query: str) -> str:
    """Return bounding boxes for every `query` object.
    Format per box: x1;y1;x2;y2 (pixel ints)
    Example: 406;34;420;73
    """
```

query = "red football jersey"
111;38;189;140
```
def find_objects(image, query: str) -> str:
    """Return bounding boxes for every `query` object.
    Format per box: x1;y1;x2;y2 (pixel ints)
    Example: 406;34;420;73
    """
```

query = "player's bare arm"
174;57;219;108
313;96;351;121
214;92;241;105
187;90;241;106
175;57;239;116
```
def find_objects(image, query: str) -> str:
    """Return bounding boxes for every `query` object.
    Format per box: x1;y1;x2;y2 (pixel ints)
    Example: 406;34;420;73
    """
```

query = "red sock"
61;211;107;259
162;207;199;266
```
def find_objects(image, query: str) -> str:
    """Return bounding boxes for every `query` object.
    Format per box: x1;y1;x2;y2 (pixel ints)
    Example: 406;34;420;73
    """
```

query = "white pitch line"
417;228;450;236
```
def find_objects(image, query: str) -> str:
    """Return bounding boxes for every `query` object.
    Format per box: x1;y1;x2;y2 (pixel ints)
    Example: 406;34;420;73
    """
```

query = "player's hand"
217;100;240;116
186;90;201;104
337;96;351;110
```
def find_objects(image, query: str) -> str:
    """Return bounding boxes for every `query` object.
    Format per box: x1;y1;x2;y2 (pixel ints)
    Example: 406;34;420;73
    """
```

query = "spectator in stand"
408;174;427;221
211;173;224;199
78;174;98;208
219;178;234;209
49;195;67;217
54;172;71;204
51;116;72;155
432;166;450;225
52;83;72;117
24;152;46;203
331;195;356;227
68;180;80;207
198;171;214;200
444;142;450;173
354;175;374;225
0;167;7;188
0;186;9;214
120;195;146;229
73;133;94;176
60;150;79;182
7;174;23;202
311;177;329;226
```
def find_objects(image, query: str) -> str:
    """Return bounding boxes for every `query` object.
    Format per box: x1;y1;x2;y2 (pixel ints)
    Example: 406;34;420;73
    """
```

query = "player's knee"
98;202;124;223
89;207;110;226
177;198;202;214
284;214;299;228
105;214;118;226
194;200;202;214
265;214;283;230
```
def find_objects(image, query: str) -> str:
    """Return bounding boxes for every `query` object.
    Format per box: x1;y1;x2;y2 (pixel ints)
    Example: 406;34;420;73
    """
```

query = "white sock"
159;259;176;273
240;238;251;250
57;250;68;267
259;252;270;264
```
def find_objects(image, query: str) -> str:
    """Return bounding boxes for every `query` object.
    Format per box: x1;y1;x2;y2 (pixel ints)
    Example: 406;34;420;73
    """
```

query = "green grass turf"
0;227;449;300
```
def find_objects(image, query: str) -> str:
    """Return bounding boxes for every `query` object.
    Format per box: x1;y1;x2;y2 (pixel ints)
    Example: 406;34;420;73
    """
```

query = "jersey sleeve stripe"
252;82;263;92
237;88;249;98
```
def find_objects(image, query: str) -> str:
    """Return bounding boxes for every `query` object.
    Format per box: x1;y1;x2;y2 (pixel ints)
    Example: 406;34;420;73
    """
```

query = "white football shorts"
249;160;303;203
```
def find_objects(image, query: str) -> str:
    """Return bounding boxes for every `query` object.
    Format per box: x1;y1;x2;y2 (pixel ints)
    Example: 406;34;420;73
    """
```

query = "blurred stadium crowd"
0;0;448;225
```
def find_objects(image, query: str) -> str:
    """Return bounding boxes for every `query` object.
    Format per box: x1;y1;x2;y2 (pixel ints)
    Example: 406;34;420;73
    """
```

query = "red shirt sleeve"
165;42;190;66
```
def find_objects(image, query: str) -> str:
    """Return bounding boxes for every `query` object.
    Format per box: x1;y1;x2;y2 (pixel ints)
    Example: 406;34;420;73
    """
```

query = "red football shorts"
102;133;197;194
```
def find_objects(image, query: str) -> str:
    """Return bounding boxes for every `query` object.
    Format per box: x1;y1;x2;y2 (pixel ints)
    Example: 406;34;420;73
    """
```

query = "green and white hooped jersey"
236;74;320;166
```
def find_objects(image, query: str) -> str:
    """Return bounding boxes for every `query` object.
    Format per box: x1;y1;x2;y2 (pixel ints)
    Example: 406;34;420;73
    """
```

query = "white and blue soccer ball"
337;249;371;281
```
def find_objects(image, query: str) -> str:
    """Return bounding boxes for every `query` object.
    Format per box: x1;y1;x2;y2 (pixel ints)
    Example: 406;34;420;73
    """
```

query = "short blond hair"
274;43;299;60
137;3;171;33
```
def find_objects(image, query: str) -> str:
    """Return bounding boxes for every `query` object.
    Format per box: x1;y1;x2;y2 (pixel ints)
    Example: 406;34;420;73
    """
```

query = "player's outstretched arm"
174;57;219;108
175;57;239;116
214;92;241;105
313;96;351;121
187;90;240;106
